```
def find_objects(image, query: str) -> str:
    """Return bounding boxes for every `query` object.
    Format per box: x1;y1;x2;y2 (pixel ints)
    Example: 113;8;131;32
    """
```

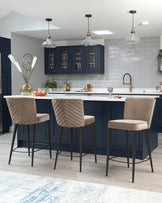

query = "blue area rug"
0;170;162;203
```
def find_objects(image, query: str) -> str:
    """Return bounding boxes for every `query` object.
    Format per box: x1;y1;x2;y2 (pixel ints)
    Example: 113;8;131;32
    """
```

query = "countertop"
4;94;159;102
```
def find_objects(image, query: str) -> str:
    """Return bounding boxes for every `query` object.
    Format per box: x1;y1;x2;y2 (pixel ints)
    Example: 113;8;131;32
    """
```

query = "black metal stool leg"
54;127;63;169
132;132;136;183
125;130;129;168
8;124;18;165
106;128;112;176
27;125;30;157
145;130;154;172
31;124;36;167
70;128;73;160
47;120;52;159
92;123;97;163
80;127;83;172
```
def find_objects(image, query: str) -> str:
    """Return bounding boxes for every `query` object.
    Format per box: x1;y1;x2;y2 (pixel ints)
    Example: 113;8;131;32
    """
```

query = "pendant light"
42;18;56;48
81;14;97;46
125;10;140;45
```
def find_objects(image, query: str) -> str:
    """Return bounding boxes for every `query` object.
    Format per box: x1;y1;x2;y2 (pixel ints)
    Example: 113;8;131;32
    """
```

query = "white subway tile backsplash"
49;36;160;89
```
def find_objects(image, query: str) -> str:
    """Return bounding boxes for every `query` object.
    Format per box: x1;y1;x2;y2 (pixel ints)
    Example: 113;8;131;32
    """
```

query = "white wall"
11;33;54;94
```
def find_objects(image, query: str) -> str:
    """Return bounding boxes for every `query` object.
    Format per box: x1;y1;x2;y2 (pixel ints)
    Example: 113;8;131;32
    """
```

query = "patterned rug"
0;170;162;203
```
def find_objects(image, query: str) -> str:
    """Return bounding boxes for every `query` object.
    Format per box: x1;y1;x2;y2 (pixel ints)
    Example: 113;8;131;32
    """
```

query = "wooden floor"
0;131;162;193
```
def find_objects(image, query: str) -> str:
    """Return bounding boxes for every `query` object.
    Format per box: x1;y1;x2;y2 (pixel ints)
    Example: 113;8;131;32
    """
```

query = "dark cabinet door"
57;47;71;74
44;48;58;74
70;46;85;73
0;37;11;133
85;45;104;74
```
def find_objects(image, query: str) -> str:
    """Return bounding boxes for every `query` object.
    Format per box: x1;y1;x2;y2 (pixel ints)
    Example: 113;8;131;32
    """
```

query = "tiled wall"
58;36;160;89
11;34;161;94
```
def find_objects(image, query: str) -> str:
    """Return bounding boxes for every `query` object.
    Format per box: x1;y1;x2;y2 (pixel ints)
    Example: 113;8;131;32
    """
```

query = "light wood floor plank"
0;132;162;193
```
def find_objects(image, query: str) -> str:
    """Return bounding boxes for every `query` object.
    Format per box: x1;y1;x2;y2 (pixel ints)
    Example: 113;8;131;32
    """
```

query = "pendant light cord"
131;12;135;34
86;14;91;37
88;17;90;33
48;21;51;38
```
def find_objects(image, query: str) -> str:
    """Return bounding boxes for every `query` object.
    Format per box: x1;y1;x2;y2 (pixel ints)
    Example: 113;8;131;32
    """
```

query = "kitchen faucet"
123;73;132;92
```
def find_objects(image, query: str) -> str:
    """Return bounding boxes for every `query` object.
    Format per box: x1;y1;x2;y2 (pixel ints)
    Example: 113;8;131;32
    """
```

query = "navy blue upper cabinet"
70;46;86;73
44;48;58;74
44;45;104;74
57;47;71;74
85;45;104;74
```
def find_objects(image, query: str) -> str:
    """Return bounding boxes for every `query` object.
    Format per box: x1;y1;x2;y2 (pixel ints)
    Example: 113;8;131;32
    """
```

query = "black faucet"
123;73;132;92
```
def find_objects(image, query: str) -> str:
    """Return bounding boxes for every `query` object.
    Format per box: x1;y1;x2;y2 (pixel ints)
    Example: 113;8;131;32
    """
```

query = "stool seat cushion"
36;113;50;124
84;115;95;126
108;119;148;131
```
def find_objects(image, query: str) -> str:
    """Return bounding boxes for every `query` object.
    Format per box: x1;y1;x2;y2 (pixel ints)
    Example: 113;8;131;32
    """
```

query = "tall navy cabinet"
0;37;11;133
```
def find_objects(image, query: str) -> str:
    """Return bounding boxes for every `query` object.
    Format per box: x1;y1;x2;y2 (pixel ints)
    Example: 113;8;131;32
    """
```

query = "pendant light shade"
42;18;56;48
125;10;140;45
81;14;97;46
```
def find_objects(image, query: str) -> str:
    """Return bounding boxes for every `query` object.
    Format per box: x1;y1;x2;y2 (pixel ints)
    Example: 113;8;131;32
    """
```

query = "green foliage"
157;49;162;72
43;79;57;88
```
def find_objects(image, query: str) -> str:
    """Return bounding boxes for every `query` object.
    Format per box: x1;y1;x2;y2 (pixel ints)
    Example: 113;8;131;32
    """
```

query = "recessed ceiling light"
139;21;149;26
92;30;113;35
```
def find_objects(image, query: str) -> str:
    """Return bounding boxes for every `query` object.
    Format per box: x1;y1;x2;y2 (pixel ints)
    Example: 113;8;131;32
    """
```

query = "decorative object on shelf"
66;83;70;91
107;87;113;96
155;85;160;92
8;54;37;95
81;14;97;46
43;79;57;92
20;83;34;95
157;49;162;72
87;84;92;92
125;10;140;45
42;18;56;48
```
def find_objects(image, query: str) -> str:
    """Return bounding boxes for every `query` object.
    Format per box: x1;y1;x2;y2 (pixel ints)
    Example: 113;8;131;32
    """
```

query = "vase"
20;82;34;95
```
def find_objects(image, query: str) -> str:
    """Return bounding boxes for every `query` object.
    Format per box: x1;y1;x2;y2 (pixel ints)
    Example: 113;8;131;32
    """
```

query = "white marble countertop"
4;94;159;102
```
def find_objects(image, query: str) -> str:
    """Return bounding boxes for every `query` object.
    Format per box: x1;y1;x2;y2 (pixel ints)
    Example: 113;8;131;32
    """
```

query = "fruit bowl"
32;90;47;96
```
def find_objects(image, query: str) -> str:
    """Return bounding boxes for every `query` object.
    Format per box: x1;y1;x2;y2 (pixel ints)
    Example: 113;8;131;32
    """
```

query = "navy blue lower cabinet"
17;99;158;160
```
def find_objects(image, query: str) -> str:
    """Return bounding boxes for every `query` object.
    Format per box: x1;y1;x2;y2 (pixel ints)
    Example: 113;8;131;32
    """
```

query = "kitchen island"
5;94;159;159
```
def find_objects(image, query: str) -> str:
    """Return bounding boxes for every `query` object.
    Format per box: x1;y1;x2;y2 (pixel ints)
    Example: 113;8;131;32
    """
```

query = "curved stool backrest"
124;97;156;129
52;98;85;128
6;97;37;125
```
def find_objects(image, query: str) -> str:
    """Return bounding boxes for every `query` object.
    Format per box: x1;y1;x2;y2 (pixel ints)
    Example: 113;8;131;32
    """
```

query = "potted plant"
43;79;57;92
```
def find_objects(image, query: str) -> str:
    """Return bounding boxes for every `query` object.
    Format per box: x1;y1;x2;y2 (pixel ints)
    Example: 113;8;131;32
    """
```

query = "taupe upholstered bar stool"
106;97;156;183
52;98;97;172
6;97;52;166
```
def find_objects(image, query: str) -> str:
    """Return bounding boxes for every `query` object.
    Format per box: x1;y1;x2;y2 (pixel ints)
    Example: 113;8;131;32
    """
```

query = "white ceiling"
0;0;162;40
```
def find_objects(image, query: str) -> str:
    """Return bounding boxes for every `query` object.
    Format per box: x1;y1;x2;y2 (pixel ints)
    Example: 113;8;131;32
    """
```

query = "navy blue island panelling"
17;98;158;160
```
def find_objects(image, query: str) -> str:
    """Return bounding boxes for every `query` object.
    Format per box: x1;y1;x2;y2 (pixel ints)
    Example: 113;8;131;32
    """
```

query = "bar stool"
106;97;156;183
52;98;97;172
6;97;52;166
